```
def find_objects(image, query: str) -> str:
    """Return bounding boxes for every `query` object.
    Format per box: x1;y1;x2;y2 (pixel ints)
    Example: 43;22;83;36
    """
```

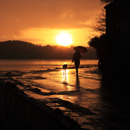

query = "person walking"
72;49;81;73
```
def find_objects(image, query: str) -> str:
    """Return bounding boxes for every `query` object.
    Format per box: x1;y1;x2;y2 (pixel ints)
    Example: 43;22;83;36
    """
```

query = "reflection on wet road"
10;67;130;130
13;67;103;129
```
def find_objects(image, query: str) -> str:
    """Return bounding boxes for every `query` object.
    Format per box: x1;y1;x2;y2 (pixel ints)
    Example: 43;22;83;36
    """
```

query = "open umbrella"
74;46;87;53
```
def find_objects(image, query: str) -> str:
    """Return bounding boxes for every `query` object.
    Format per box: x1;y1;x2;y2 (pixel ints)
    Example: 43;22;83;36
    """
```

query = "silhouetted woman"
72;49;81;73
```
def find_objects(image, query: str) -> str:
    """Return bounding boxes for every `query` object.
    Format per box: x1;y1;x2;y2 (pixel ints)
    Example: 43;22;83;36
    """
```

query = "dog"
63;64;67;79
63;64;67;69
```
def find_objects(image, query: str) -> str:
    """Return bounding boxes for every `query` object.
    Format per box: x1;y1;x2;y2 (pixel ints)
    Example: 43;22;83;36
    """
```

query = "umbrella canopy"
74;46;87;53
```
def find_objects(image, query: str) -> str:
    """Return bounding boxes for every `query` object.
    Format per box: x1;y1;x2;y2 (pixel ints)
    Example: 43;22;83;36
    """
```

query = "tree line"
0;40;97;59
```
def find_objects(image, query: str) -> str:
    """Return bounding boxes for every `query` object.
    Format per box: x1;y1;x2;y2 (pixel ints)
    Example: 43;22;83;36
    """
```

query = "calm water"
0;59;98;71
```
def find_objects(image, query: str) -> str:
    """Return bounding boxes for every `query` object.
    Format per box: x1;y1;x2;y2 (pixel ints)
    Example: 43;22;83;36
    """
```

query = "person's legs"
75;60;80;73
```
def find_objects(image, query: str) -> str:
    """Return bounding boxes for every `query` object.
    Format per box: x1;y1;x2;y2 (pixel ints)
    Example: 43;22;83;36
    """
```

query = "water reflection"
62;69;68;84
62;69;80;87
76;73;80;91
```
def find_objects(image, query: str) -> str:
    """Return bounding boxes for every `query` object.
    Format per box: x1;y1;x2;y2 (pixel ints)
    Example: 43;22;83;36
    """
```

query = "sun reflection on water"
61;69;68;83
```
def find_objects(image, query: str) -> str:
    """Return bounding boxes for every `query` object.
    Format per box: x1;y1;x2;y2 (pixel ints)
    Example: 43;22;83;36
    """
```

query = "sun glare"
56;33;73;46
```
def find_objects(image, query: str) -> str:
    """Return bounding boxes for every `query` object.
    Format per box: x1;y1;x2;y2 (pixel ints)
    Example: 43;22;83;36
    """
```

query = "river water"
0;59;98;71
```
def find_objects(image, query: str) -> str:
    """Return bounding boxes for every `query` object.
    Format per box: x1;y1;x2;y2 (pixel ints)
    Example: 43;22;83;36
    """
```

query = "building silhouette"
105;0;130;74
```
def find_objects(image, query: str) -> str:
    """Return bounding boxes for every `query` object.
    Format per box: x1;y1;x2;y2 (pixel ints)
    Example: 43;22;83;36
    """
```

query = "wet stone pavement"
0;68;130;130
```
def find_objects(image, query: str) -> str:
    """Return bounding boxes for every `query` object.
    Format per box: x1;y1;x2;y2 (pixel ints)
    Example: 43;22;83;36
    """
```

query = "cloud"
0;0;103;37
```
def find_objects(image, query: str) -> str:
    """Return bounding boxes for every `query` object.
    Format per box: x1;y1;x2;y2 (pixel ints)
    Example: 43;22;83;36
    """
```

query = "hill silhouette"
0;40;97;59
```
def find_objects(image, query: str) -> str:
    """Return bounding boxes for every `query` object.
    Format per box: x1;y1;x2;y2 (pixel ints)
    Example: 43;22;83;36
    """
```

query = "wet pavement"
1;67;130;130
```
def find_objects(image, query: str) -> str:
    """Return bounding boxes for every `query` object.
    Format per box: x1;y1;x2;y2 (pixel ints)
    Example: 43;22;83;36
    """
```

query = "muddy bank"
0;79;82;130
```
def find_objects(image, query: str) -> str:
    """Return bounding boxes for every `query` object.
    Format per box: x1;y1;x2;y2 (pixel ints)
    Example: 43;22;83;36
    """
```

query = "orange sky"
0;0;104;47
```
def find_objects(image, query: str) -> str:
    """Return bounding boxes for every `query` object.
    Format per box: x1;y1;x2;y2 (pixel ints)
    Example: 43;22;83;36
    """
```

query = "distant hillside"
0;40;97;59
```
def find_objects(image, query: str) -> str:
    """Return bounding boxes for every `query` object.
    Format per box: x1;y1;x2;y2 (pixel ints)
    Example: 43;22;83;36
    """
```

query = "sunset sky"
0;0;104;47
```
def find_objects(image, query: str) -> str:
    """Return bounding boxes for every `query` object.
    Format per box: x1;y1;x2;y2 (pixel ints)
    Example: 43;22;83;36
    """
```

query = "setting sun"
56;33;73;46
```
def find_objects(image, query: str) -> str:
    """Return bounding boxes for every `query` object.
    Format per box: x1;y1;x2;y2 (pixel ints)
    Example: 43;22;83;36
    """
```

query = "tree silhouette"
93;0;115;34
100;0;114;4
88;34;107;62
93;9;106;34
88;34;114;72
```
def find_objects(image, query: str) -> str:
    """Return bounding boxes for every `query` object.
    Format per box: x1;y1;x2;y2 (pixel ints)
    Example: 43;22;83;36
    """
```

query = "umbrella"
74;46;87;53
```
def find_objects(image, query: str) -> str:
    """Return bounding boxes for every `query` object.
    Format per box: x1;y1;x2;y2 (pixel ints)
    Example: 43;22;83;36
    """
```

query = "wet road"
2;67;130;130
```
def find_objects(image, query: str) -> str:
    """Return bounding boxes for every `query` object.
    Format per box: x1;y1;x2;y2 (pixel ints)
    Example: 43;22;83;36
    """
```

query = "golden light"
56;33;73;46
61;69;68;84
